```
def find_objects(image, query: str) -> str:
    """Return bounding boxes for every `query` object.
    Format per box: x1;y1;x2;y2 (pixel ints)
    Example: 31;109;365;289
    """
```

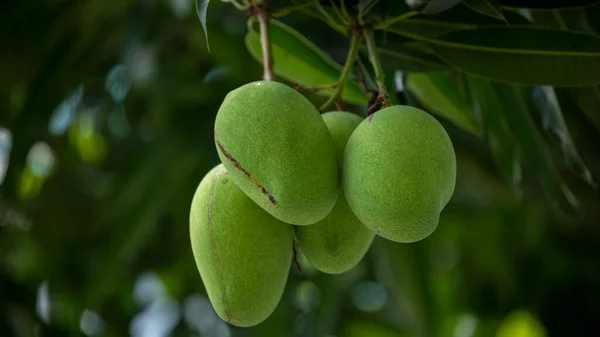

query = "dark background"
1;1;600;336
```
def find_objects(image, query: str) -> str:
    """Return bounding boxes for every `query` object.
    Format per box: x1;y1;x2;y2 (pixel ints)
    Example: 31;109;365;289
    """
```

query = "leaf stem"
272;2;312;17
319;32;361;111
374;11;419;29
328;0;348;24
312;0;348;34
229;0;250;10
255;0;274;81
363;29;391;111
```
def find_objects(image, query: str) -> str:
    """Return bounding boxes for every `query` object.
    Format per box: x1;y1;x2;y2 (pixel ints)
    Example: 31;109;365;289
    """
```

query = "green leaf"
372;31;449;71
499;0;600;9
384;70;399;106
376;46;450;72
245;19;369;105
585;2;600;34
466;75;521;189
531;8;595;33
386;5;530;37
568;86;600;130
493;83;579;215
359;0;381;18
532;86;595;186
413;0;463;14
422;27;600;86
196;0;211;52
464;0;505;20
406;71;481;135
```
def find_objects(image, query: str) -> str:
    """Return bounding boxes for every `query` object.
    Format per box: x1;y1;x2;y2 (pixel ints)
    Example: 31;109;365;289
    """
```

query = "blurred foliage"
1;0;600;337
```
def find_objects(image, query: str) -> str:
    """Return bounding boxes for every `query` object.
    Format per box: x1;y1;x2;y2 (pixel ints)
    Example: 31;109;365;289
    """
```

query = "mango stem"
363;29;391;112
255;0;274;81
319;32;361;111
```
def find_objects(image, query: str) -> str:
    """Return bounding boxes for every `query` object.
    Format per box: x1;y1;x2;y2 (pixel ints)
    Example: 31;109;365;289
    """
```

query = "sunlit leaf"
464;0;505;20
532;86;595;186
494;83;579;215
196;0;211;52
105;65;132;104
411;0;463;14
421;27;600;86
406;71;481;135
245;18;369;105
466;76;521;189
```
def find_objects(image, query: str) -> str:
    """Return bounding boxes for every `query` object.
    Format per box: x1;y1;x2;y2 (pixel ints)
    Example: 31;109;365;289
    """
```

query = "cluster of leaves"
2;0;600;336
203;0;600;217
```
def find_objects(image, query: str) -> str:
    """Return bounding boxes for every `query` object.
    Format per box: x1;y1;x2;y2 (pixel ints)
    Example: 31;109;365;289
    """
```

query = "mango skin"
296;111;375;274
343;106;456;243
189;164;293;327
214;81;338;225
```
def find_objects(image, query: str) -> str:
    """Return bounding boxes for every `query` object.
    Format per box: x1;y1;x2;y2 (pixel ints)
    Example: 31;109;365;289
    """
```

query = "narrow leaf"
494;83;579;215
466;75;521;189
464;0;505;20
423;27;600;86
585;2;600;34
531;8;595;33
406;71;481;135
359;0;380;18
499;0;600;9
376;46;450;72
245;19;369;105
196;0;211;52
532;86;595;186
386;5;530;37
568;86;600;130
411;0;463;14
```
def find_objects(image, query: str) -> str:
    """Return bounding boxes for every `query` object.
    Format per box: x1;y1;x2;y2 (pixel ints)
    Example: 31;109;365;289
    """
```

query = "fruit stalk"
255;0;274;81
363;29;391;111
319;31;361;111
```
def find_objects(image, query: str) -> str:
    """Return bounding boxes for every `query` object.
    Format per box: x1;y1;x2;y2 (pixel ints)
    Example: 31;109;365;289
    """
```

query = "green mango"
296;111;375;274
189;164;293;327
214;81;338;225
343;106;456;243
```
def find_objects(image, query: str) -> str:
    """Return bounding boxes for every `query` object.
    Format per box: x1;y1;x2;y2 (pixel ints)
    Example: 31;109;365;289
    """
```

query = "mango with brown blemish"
343;106;456;243
189;164;293;327
214;81;338;225
296;111;375;274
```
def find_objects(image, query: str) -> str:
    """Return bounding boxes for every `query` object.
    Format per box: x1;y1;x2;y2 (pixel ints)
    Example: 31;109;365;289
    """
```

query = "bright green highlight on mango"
343;106;456;243
296;111;375;274
214;81;338;225
189;164;293;327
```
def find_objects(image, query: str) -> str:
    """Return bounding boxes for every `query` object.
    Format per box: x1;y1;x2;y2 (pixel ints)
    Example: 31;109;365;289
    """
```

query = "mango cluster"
189;81;456;327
